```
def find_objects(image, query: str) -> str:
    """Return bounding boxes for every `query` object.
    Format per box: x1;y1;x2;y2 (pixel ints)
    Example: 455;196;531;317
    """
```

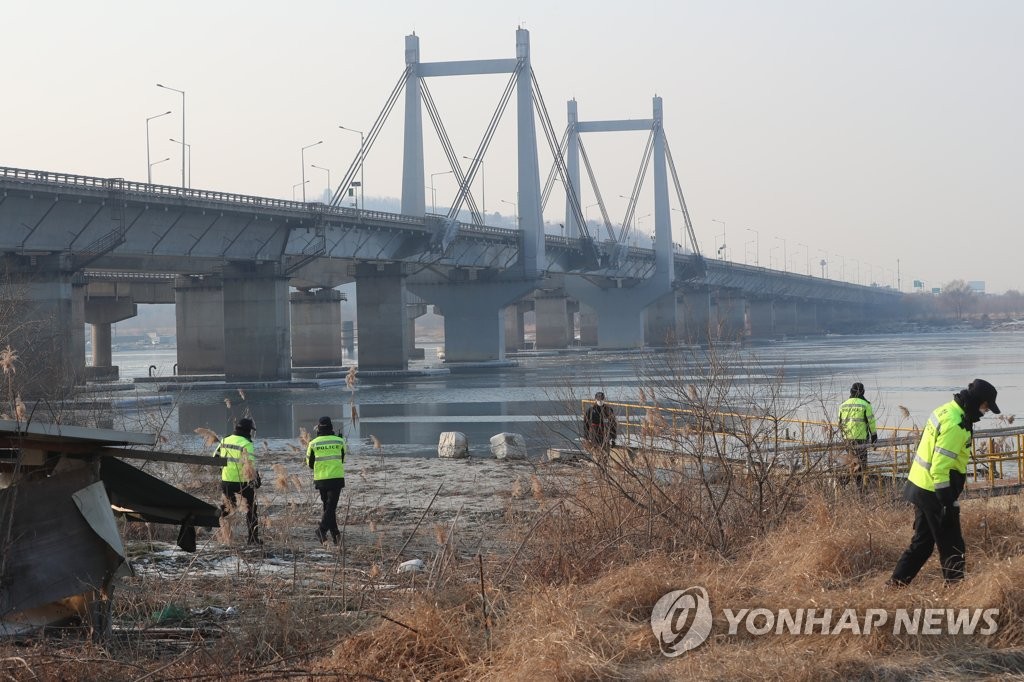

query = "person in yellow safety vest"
213;417;262;545
838;382;878;488
889;379;1001;586
306;416;346;545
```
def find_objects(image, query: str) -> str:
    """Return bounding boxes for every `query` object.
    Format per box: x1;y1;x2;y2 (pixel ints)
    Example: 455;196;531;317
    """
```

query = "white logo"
651;586;713;657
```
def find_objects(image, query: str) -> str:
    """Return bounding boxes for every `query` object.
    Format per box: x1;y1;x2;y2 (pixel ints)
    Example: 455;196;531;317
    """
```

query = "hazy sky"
5;1;1022;292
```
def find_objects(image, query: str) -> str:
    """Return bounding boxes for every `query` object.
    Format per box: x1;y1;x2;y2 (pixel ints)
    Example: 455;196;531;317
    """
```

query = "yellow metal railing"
582;400;1024;489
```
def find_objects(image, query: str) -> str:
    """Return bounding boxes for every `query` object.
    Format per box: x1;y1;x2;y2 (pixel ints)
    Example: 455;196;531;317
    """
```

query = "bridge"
0;29;900;396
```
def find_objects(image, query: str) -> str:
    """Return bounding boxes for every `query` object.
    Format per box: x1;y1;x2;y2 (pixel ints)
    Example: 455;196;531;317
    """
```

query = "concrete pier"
715;294;747;342
174;275;225;375
355;263;409;371
221;263;291;381
84;297;137;373
290;289;343;368
679;290;713;345
534;294;572;349
504;303;526;351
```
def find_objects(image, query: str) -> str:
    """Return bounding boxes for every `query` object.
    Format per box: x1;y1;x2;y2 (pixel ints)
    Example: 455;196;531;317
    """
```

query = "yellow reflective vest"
908;400;972;492
839;397;877;441
215;434;255;483
306;434;346;481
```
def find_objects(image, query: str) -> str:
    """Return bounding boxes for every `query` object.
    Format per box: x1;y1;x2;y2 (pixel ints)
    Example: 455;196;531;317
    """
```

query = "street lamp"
169;138;191;188
156;83;185;189
145;110;172;184
818;249;829;278
292;180;309;201
461;155;485;221
797;242;810;275
339;125;365;210
774;236;787;272
712;218;726;260
148;156;170;181
636;213;651;246
429;170;454;214
500;199;518;225
585;202;600;223
311;164;331;202
745;228;760;266
769;245;780;269
851;258;861;285
300;140;323;203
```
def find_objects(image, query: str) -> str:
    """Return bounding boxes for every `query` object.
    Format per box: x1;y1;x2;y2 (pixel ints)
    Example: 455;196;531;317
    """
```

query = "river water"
107;330;1022;457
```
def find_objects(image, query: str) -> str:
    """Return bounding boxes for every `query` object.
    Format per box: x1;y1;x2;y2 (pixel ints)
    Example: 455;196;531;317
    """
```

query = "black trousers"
220;481;260;543
316;479;344;536
891;500;965;584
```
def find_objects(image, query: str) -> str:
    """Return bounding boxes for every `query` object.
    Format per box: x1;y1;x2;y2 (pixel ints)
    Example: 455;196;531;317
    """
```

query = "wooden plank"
96;446;222;467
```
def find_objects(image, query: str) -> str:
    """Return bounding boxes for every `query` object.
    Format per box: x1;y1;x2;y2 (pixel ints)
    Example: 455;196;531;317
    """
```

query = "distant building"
968;281;986;294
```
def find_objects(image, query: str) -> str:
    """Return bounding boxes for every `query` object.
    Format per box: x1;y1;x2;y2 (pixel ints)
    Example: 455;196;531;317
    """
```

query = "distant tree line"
902;279;1024;322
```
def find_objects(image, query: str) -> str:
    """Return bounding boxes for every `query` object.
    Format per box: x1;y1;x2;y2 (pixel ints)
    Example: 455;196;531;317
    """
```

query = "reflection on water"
108;330;1023;456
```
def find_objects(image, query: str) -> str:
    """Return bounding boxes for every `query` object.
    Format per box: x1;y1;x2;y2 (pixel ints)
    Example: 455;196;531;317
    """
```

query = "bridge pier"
355;263;409;371
84;298;138;376
407;301;427;360
410;275;535;362
715;293;747;342
222;263;291;381
771;301;798;337
535;293;572;349
747;299;776;340
504;302;527;351
174;276;225;375
795;301;818;335
290;289;344;368
564;280;668;350
579;304;599;346
679;290;713;345
0;255;81;398
645;292;680;347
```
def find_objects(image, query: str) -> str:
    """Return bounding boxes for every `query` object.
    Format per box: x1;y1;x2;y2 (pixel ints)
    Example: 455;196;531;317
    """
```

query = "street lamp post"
339;125;365;210
300;140;324;203
818;249;829;278
148;156;170;181
769;245;780;270
430;170;454;214
311;164;331;202
774;236;788;272
145;110;172;184
712;218;726;260
292;180;309;201
636;213;651;246
461;155;485;221
746;228;760;266
500;199;518;225
156;83;186;189
796;242;810;275
169;138;191;188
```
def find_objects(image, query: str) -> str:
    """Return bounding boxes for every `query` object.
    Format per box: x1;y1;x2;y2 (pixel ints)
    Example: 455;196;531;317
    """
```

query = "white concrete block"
490;432;527;460
438;431;469;459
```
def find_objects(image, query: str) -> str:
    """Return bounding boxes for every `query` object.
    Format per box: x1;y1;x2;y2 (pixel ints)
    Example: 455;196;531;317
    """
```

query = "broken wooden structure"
0;419;221;636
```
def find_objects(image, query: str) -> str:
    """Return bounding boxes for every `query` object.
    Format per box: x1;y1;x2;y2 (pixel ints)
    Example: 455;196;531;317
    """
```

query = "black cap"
967;379;1000;414
595;391;605;400
850;382;865;397
236;417;255;430
318;416;333;427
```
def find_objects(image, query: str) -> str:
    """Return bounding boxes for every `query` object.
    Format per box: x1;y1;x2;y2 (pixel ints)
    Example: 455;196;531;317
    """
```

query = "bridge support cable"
616;130;655;245
539;128;569;213
576;140;618;242
663;137;702;258
419;80;483;222
442;65;521;224
528;68;594;249
330;67;410;208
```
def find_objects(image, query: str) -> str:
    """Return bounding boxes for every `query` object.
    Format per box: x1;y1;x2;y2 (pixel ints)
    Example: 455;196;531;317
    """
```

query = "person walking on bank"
214;417;262;545
889;379;1001;586
583;392;617;450
838;382;878;487
306;416;346;545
